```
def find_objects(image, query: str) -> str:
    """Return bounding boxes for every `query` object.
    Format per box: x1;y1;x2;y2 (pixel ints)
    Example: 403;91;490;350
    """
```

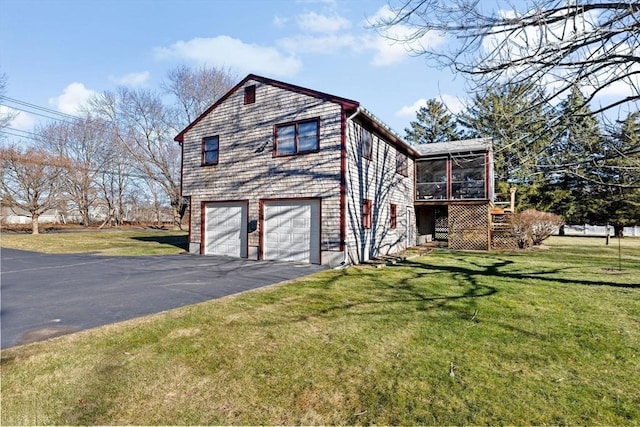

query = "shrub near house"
510;209;564;248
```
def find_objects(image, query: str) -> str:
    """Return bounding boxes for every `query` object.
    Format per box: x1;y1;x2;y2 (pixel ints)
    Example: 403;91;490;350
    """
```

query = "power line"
0;95;82;122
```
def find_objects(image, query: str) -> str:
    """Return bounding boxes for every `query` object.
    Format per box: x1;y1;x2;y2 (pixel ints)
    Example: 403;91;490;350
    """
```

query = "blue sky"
2;0;636;140
0;0;466;137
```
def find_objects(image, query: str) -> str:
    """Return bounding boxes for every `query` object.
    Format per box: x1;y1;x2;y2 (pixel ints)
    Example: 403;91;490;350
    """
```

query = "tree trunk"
31;213;40;235
614;224;624;238
172;202;181;230
83;208;91;227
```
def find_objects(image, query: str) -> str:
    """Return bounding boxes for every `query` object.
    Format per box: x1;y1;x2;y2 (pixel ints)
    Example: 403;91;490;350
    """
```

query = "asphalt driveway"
0;248;325;349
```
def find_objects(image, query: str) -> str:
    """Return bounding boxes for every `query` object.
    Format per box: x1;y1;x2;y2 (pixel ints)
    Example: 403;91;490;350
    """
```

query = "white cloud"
368;35;413;67
273;15;289;28
367;5;446;67
296;12;351;33
438;94;465;114
1;106;36;131
583;42;640;100
396;99;427;117
110;71;150;87
396;94;465;118
154;36;302;77
594;76;640;99
48;82;96;115
277;34;357;55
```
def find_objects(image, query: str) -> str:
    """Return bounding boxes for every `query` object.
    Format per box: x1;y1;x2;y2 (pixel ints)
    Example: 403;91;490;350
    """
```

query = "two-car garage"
202;199;321;264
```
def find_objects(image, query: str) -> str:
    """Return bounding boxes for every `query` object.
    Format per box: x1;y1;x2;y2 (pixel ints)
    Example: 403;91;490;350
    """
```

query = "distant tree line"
0;66;237;234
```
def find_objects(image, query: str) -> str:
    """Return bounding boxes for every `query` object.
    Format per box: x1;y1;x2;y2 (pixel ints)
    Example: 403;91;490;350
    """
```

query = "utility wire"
1;95;81;121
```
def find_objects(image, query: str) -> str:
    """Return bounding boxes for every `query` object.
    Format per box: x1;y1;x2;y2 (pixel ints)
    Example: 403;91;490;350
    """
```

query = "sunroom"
413;138;494;248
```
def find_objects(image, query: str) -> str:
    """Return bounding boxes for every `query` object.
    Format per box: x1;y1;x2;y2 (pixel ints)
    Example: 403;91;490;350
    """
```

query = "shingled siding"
345;120;416;263
181;79;343;261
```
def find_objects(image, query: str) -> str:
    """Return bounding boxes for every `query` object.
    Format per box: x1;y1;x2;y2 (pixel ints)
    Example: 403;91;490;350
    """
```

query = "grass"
1;236;639;425
0;229;188;256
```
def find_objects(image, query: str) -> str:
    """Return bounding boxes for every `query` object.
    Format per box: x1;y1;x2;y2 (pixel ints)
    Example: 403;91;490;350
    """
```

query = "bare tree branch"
374;0;640;116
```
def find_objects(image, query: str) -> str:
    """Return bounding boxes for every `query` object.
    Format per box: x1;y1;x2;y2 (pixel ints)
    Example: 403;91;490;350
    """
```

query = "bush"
510;209;564;248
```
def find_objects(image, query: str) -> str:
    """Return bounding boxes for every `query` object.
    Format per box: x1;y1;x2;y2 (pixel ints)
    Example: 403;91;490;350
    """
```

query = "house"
0;206;63;225
175;74;495;266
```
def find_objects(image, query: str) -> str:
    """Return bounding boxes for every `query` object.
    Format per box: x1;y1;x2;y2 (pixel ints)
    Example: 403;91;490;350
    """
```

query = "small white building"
0;206;63;225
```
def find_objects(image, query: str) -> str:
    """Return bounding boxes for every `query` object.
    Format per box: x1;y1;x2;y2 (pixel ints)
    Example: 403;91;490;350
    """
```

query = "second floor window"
361;130;373;160
396;152;408;176
202;136;219;165
244;85;256;104
275;119;319;156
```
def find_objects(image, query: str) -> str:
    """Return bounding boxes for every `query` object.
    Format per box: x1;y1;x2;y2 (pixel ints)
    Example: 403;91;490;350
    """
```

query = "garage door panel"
279;234;291;244
264;200;320;264
204;202;247;258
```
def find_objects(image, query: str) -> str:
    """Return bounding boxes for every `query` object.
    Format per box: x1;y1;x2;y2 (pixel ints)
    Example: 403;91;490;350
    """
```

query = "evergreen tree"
589;112;640;235
404;99;461;144
543;87;604;224
457;83;551;209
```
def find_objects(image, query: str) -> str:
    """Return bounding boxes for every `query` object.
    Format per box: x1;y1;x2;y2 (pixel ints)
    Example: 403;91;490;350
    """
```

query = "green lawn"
1;236;639;425
0;229;188;255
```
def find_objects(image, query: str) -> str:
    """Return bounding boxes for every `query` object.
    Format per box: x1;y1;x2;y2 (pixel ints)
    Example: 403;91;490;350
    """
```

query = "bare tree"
89;88;184;228
37;116;112;226
96;130;133;227
374;1;640;116
0;69;18;132
88;67;237;229
0;145;67;234
162;65;237;130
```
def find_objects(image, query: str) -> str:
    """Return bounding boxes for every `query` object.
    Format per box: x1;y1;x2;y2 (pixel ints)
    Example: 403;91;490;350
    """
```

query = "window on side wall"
244;85;256;104
361;129;373;160
274;119;319;156
390;203;397;229
202;136;219;166
363;199;372;229
396;152;408;176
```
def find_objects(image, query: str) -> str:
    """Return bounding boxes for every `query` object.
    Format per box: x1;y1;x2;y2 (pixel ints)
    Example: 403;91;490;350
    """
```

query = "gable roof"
174;74;360;143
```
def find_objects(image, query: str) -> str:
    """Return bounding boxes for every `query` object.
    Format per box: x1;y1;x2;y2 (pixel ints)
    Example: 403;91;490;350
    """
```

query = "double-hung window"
390;203;397;229
244;85;256;104
275;119;319;156
361;130;373;160
362;199;373;229
202;136;219;166
396;152;408;176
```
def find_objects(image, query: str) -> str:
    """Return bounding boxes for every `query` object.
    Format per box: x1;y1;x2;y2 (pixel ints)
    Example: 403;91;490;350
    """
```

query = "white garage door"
204;202;247;258
264;200;320;264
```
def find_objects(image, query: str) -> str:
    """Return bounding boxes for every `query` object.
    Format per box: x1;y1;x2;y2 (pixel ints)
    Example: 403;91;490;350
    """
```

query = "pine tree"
404;99;460;145
457;83;551;209
545;87;604;224
589;112;640;235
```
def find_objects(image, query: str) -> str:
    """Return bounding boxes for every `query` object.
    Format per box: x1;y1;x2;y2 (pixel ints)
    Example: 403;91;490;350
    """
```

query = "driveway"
0;248;325;349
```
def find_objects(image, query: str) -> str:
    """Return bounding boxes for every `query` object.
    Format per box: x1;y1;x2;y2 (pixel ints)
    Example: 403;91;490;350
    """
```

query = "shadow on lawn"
256;259;501;326
448;255;640;289
264;255;638;326
130;234;189;251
